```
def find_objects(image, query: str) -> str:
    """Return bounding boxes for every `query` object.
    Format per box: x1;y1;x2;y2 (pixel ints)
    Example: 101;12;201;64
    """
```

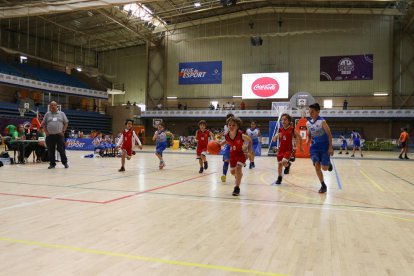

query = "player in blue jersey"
350;130;363;157
153;122;174;169
246;121;262;169
220;113;234;182
306;103;334;193
338;133;349;155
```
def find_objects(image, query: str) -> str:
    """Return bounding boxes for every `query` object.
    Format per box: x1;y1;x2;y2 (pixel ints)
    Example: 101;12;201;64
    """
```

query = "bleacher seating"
0;102;112;134
0;60;89;89
0;60;24;77
14;63;88;89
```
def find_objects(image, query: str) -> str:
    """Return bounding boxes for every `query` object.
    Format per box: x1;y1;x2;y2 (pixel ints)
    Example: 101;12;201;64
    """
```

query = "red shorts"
229;151;246;168
277;151;292;162
122;146;133;157
196;145;207;157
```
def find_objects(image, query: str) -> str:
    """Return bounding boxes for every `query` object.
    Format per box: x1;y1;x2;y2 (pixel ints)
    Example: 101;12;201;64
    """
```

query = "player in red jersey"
220;116;252;196
195;120;214;173
116;119;142;172
272;114;303;185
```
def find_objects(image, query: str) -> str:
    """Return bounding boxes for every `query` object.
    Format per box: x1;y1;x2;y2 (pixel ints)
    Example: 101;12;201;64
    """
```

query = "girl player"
116;119;143;172
272;114;303;185
246;120;262;169
306;103;334;193
153;122;174;169
195;120;214;173
220;116;252;196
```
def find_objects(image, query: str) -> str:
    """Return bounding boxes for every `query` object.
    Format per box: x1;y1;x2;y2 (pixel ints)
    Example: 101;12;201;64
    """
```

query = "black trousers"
46;134;68;166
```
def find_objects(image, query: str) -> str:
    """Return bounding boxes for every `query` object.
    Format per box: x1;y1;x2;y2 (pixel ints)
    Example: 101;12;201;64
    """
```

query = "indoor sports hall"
0;1;413;276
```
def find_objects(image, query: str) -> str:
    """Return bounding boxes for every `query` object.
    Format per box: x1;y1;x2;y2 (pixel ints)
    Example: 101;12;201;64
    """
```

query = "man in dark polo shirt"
41;101;69;169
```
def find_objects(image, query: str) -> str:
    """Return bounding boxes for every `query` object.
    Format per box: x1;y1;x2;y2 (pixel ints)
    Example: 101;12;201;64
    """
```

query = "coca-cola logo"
251;77;279;97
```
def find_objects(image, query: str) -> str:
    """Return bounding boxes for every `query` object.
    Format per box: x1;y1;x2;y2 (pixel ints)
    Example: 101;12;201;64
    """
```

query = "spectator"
231;102;235;110
41;101;69;169
216;104;220;110
133;102;137;106
157;103;162;110
183;103;187;110
225;102;231;110
209;103;215;110
256;102;260;110
126;101;131;106
343;99;348;110
178;103;182;109
240;101;246;110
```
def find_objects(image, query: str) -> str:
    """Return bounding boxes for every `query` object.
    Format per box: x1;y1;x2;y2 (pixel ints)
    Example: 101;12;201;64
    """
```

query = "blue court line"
332;160;342;190
380;168;414;186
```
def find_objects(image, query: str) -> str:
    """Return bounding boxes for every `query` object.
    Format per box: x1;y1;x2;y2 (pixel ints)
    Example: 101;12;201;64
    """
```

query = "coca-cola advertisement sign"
242;73;289;99
251;77;279;97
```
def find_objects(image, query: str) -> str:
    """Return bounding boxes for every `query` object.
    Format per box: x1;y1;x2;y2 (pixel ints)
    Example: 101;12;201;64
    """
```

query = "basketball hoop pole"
18;108;25;117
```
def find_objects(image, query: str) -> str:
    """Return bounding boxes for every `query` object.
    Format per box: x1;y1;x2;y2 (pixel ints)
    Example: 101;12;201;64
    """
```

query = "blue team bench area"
0;102;112;134
0;60;88;89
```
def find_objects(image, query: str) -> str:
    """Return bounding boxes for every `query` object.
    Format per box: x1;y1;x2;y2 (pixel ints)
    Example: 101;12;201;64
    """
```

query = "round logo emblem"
251;77;279;97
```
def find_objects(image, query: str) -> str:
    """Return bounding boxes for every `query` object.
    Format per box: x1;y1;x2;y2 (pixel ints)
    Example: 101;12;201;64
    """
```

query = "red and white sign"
242;73;289;99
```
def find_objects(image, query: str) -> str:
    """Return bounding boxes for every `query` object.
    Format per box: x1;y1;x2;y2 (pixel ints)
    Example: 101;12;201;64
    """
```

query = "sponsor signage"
242;73;289;99
179;61;222;85
66;138;95;151
320;54;373;81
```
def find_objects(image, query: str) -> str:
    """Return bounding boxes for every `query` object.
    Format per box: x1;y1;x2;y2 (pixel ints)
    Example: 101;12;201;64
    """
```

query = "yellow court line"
359;170;384;192
0;237;287;276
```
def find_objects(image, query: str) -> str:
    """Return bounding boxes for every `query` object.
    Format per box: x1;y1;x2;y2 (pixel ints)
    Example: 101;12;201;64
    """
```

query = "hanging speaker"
250;36;263;46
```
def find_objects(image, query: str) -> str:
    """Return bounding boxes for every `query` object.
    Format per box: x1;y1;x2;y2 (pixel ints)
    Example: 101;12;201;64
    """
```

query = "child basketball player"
246;120;262;169
220;113;234;182
220;116;252;196
350;130;363;157
338;133;349;154
153;122;174;169
306;103;334;193
195;120;214;173
116;119;143;172
272;114;303;185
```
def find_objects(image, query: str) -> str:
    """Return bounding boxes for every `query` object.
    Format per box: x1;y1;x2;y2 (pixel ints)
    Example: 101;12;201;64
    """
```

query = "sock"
223;161;229;175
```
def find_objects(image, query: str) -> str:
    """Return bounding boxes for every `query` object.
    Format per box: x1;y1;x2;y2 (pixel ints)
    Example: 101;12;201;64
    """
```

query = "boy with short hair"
306;103;334;193
195;120;214;173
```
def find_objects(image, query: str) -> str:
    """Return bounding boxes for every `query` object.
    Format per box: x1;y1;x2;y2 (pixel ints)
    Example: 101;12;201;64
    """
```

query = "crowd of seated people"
3;123;47;163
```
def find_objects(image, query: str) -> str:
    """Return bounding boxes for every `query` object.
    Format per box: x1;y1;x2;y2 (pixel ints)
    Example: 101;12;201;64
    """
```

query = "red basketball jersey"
196;129;210;148
278;125;294;153
122;128;133;150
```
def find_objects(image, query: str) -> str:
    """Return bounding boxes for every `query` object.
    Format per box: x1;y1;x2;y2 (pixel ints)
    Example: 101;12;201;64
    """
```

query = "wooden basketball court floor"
0;148;413;276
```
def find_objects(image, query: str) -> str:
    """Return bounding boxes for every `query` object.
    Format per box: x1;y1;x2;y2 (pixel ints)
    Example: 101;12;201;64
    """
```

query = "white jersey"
246;128;260;142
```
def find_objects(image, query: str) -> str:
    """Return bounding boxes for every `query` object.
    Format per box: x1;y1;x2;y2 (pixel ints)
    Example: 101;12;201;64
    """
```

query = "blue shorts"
252;140;260;153
310;150;331;166
341;141;347;149
156;142;167;156
353;140;361;148
222;144;230;162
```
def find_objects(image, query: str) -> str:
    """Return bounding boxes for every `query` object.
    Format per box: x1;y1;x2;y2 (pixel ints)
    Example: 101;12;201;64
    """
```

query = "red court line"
103;172;216;204
0;192;104;204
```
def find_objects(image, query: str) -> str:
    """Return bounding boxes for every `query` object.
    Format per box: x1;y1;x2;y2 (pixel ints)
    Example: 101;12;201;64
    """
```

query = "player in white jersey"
245;121;262;169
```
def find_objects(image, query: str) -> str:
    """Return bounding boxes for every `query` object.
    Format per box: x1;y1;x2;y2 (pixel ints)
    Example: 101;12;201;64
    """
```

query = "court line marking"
331;159;342;190
360;170;384;192
0;191;90;213
141;193;414;222
379;168;414;186
0;237;287;276
0;192;104;204
0;172;216;205
103;172;216;204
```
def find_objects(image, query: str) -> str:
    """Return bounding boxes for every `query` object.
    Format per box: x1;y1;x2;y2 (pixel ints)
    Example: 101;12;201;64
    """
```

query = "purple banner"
320;54;373;81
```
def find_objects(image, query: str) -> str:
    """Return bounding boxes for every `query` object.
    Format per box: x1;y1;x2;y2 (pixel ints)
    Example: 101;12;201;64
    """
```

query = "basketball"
207;141;221;155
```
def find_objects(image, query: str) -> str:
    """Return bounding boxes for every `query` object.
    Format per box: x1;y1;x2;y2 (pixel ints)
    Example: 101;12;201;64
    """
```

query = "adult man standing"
41;101;69;169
